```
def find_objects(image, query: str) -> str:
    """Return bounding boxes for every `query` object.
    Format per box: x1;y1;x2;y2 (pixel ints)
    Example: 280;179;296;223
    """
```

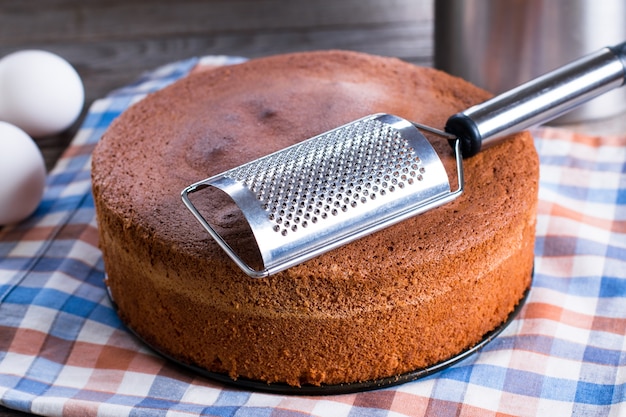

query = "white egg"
0;121;46;225
0;50;84;138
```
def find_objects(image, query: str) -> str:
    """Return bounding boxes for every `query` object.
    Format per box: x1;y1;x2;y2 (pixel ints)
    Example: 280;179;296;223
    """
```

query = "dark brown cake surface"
92;50;539;386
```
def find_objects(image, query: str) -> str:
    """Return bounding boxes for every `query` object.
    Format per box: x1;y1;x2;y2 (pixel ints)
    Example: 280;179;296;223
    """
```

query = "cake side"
97;194;535;386
92;50;539;386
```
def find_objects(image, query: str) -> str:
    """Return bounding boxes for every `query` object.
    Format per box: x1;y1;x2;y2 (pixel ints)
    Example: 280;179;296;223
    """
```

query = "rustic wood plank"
0;0;432;43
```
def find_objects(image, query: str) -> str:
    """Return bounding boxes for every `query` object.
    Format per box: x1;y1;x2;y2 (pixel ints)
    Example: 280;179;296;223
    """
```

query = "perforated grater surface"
182;114;463;277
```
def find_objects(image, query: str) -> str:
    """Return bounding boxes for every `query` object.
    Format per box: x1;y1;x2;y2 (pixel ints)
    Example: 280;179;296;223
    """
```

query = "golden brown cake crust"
92;50;538;386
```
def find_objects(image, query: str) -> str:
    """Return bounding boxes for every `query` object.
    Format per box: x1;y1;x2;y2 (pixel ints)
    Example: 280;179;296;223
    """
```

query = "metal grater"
182;114;463;277
183;42;626;277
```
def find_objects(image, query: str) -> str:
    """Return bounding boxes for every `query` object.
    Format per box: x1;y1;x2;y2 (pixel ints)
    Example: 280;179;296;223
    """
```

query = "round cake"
92;50;538;388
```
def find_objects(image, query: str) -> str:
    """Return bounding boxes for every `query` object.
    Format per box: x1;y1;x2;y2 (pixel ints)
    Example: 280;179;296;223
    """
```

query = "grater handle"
445;41;626;157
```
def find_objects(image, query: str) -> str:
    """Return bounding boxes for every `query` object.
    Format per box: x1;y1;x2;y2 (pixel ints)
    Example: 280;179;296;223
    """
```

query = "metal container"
435;0;626;124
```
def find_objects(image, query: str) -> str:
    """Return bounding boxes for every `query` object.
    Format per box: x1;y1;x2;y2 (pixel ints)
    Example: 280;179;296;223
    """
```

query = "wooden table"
0;1;624;415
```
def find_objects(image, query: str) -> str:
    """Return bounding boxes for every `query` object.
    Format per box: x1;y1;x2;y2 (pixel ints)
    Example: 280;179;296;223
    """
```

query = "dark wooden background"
0;1;433;415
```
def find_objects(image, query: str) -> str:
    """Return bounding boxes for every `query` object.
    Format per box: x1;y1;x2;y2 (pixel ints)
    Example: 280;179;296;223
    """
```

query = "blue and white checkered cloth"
1;55;625;416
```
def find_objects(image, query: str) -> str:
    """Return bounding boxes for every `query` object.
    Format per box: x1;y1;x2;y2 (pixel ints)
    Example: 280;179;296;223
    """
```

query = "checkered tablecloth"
1;56;625;417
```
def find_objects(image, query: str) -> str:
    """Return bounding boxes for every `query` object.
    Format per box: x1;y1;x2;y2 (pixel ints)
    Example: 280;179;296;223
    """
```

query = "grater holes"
227;117;429;236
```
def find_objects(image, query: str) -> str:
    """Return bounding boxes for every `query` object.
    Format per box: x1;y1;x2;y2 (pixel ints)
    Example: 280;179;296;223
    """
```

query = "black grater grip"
444;112;482;157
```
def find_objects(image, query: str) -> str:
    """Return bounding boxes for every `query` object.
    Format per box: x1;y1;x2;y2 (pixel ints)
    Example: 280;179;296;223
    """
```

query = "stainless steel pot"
434;0;626;124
